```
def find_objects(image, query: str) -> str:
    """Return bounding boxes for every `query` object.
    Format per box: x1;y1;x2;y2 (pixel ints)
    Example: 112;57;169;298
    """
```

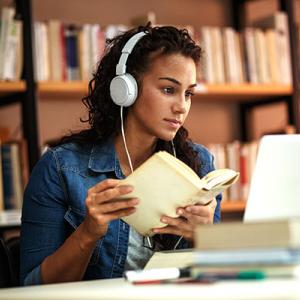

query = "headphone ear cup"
110;73;138;107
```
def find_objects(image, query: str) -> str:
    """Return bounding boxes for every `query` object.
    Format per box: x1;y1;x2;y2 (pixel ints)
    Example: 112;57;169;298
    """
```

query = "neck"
114;132;157;176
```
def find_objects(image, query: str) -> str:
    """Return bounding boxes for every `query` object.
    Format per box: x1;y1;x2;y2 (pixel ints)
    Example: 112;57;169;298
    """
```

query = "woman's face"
126;53;197;142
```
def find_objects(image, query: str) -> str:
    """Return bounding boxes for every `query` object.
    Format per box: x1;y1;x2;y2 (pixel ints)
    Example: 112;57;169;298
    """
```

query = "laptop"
243;134;300;222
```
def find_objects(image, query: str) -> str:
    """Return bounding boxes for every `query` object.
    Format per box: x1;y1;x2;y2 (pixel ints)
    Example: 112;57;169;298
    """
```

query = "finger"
103;207;137;223
89;179;128;194
160;216;192;232
183;205;210;218
178;206;214;225
152;225;193;240
98;198;139;213
201;198;217;208
88;185;134;205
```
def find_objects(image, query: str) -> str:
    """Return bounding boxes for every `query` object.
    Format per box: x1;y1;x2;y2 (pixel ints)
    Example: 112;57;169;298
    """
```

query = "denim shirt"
20;138;221;286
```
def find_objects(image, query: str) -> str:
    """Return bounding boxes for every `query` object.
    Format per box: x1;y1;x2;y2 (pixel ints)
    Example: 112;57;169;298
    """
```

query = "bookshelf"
38;81;88;97
0;0;39;172
232;0;300;141
0;0;299;217
221;201;246;213
0;82;26;95
36;81;293;102
195;83;292;101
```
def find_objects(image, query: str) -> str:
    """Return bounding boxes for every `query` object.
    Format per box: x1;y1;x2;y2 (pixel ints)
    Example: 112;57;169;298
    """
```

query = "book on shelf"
265;28;281;83
195;219;300;251
34;21;50;82
242;27;258;83
0;140;28;211
254;28;270;84
253;11;292;85
64;24;80;81
48;20;65;81
0;6;23;81
1;143;23;210
207;140;258;203
119;151;239;237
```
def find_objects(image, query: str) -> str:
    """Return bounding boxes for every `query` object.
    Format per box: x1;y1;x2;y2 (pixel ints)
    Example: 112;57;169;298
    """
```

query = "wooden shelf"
0;81;26;96
221;200;246;213
38;81;88;97
194;83;292;102
37;81;292;102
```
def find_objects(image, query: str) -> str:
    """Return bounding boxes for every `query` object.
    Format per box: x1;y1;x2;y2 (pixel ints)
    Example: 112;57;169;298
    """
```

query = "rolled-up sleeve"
20;149;68;286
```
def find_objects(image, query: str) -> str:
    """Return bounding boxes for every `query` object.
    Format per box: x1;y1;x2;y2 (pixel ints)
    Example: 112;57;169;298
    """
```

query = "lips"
164;118;182;128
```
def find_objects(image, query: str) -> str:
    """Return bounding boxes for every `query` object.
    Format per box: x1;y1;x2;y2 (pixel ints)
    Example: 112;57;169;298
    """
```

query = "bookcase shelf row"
0;81;26;96
221;201;246;213
34;81;293;101
196;83;292;101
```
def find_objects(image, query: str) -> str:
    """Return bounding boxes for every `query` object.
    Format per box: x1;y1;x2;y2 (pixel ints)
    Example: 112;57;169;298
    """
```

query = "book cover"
119;151;239;236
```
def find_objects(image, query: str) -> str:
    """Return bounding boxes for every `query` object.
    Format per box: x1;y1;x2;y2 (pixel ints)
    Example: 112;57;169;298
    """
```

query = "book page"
202;169;239;190
157;152;203;188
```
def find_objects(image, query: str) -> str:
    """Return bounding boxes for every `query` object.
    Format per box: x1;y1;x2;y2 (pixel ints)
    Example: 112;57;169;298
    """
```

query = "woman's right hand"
81;179;138;242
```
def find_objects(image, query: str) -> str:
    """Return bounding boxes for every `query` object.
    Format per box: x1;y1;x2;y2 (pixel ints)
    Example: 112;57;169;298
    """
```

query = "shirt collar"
88;136;122;175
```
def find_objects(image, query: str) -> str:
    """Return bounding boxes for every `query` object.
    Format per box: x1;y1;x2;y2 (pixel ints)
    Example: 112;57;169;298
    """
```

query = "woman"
20;24;221;285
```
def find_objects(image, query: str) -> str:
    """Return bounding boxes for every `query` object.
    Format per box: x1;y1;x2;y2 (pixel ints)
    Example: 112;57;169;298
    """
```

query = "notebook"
244;134;300;222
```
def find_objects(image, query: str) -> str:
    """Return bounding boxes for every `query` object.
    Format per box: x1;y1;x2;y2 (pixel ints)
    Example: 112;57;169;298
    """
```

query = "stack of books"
124;219;300;284
191;219;300;279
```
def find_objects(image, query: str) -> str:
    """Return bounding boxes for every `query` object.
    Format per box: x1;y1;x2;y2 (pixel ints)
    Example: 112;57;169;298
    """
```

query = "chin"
157;130;177;142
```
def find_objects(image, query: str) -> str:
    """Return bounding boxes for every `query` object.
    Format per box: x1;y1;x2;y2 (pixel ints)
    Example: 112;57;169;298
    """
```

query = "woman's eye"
185;91;195;98
162;87;174;94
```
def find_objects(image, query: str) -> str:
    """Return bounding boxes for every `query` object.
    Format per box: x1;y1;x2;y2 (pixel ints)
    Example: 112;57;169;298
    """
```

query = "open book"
119;151;239;236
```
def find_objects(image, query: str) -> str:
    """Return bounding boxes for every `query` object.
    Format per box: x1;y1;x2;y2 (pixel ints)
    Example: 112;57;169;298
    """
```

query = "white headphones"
110;31;147;107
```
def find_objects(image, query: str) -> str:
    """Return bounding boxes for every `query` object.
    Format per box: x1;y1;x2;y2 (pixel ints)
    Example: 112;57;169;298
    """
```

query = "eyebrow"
158;77;197;88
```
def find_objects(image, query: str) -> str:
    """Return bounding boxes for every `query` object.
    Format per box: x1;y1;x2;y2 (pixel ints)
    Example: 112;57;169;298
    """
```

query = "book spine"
1;144;14;209
65;25;80;81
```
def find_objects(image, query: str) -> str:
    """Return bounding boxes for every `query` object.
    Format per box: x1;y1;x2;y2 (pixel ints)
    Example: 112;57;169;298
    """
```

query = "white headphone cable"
120;106;134;173
171;140;176;157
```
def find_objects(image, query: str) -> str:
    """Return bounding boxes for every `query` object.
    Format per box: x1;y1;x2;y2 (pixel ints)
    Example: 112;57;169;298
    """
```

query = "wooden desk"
0;278;300;300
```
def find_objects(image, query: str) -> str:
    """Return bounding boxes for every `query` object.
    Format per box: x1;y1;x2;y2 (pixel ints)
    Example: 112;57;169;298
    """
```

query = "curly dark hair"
60;24;203;173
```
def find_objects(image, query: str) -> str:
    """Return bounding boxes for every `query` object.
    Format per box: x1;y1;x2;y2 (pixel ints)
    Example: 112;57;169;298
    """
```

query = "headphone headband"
116;31;146;76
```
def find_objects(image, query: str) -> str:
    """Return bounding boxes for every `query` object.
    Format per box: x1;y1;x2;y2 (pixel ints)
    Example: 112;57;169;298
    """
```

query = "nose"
172;94;189;114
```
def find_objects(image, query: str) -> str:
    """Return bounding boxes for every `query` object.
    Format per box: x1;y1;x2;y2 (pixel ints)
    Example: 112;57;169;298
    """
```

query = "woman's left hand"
152;198;217;241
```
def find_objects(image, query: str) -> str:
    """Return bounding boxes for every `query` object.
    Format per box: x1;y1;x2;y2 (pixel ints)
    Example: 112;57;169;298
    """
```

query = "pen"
124;267;191;283
132;278;214;285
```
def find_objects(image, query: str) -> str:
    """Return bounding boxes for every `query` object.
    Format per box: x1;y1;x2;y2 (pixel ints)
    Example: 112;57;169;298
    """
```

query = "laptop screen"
243;134;300;222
